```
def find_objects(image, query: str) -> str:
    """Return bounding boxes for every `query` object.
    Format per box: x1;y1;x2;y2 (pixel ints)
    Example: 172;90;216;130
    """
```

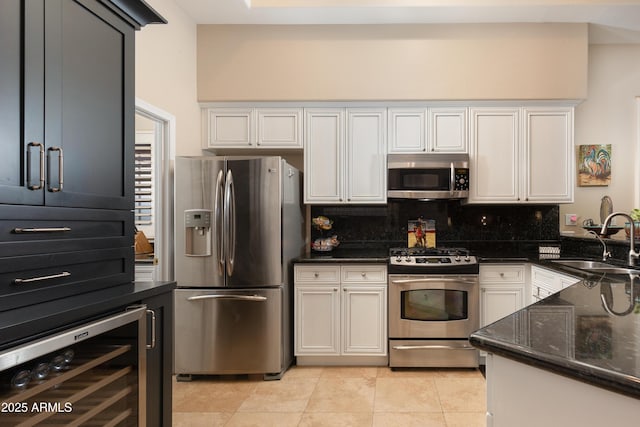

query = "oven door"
389;275;479;339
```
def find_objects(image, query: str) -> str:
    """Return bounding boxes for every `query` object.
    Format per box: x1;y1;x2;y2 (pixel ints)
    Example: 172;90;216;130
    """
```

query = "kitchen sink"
551;260;640;276
550;260;614;270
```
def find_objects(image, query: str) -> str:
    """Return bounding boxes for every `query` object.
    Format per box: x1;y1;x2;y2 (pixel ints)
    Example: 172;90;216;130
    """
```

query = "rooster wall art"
577;144;612;186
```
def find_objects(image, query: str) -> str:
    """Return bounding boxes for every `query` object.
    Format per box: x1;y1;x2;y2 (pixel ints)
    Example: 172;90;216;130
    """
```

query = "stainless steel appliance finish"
388;247;480;368
174;156;304;380
0;306;148;425
175;288;282;374
387;153;470;200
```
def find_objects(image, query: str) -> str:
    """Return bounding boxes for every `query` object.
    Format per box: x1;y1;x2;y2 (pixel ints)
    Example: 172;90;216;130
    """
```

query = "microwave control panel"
454;168;469;191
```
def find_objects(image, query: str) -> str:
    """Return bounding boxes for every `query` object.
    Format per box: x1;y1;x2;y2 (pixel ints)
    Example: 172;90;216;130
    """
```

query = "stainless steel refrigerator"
173;156;304;380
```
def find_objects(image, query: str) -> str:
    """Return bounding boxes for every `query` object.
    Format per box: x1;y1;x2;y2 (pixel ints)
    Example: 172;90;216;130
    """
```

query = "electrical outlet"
565;214;578;226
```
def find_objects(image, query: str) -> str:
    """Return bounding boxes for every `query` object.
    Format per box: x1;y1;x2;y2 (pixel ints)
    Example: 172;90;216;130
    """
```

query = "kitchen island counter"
470;273;640;399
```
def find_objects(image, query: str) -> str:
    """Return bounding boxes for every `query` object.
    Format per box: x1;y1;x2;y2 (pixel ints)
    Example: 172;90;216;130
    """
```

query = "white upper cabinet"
256;108;303;148
388;107;468;153
304;108;387;204
429;107;468;153
468;105;574;204
388;109;426;153
304;108;344;203
203;107;303;149
203;108;254;148
346;109;387;204
469;108;520;203
523;107;574;203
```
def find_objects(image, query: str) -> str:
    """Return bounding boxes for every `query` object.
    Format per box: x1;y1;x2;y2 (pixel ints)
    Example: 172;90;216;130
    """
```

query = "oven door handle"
390;278;477;284
392;344;476;351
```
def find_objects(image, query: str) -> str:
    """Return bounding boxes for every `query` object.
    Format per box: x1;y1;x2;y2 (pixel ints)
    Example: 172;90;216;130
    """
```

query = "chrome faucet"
601;212;640;266
587;230;611;261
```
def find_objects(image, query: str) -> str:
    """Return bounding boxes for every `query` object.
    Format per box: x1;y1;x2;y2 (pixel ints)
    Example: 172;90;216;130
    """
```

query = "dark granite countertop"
470;274;640;399
295;247;389;263
0;281;176;350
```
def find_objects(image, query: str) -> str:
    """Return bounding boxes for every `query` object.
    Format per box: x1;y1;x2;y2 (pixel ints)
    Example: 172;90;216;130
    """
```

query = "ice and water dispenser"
184;209;212;256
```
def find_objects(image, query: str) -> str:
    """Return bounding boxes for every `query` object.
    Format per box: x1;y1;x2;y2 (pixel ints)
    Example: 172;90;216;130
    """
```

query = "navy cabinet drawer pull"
14;271;71;285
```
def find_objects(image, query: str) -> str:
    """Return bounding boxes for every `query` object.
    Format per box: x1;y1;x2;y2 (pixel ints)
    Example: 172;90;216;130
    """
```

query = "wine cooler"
0;306;148;426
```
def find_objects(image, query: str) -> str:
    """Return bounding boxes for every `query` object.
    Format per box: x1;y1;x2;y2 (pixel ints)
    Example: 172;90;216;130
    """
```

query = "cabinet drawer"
0;205;133;257
479;264;525;283
0;247;133;312
341;265;387;283
295;265;341;284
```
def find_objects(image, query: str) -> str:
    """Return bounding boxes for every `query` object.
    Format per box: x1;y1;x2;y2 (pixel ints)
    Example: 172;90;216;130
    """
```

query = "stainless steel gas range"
388;247;480;368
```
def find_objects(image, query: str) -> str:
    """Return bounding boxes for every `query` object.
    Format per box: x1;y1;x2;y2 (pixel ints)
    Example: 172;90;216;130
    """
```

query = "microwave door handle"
450;162;455;196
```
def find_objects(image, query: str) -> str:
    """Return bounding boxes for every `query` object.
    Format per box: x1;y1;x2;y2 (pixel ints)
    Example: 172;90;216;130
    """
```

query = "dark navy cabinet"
0;1;168;425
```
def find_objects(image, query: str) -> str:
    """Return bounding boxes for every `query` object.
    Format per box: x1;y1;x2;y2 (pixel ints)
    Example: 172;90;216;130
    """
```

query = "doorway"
134;98;176;282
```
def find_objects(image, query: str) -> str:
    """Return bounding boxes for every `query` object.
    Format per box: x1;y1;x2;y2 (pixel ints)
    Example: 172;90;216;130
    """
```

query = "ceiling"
174;0;640;42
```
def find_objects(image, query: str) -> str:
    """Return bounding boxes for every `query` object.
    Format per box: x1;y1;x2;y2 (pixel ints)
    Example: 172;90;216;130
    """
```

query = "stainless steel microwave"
387;153;470;200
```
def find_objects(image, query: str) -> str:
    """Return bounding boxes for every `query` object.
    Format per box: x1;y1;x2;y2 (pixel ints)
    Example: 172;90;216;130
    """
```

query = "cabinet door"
143;291;173;427
480;285;525;327
44;0;134;210
0;1;45;205
346;109;387;204
342;285;387;355
204;108;254;148
387;108;426;153
304;109;344;203
469;108;520;203
294;285;340;355
256;108;303;148
523;108;574;202
429;107;468;153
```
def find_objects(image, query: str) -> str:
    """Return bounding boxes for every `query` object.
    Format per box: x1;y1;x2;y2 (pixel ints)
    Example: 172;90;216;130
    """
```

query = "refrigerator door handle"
187;294;267;302
215;169;225;270
224;169;236;276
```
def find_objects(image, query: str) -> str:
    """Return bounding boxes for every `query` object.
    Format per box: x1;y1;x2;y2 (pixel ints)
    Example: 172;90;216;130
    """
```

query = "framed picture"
576;316;612;360
407;219;435;248
577;144;611;186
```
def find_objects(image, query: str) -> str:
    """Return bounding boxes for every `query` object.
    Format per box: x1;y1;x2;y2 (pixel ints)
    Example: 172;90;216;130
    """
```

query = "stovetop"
389;247;477;265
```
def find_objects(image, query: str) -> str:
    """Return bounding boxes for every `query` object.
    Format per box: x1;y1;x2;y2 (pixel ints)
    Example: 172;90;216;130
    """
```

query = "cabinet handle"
12;227;71;233
146;309;156;350
14;271;71;285
47;146;64;192
27;142;45;190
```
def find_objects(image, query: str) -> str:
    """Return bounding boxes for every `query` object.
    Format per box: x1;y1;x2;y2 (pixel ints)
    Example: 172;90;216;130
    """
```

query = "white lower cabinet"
479;264;526;328
294;264;388;365
530;265;580;304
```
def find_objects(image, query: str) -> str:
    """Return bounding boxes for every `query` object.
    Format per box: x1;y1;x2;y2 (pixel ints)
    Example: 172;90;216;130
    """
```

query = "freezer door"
174;288;283;375
225;157;283;287
174;157;226;287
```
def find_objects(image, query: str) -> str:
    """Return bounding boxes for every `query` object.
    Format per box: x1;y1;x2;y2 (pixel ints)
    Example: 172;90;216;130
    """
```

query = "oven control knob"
396;256;402;262
455;255;461;262
404;256;411;263
464;256;471;262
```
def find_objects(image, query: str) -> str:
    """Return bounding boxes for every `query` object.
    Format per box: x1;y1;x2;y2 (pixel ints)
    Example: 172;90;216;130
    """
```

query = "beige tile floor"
172;366;487;427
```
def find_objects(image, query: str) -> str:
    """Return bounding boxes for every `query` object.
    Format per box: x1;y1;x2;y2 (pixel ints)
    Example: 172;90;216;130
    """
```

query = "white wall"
135;0;201;155
560;44;640;239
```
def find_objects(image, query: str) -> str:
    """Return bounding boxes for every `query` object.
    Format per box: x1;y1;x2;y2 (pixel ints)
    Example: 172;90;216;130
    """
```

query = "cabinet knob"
314;272;319;278
334;288;338;292
361;272;367;277
500;272;505;277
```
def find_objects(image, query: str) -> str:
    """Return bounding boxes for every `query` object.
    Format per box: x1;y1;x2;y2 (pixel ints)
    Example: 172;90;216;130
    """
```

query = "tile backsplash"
310;200;559;247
